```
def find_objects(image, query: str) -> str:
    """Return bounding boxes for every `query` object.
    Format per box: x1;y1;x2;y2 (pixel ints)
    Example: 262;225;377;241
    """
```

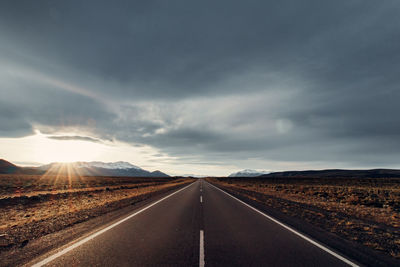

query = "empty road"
31;180;358;267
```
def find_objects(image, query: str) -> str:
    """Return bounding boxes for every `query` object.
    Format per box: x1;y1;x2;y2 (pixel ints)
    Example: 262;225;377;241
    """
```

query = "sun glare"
0;131;165;170
31;133;105;163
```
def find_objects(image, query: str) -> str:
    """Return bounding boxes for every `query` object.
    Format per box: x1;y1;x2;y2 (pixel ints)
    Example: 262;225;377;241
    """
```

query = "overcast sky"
1;1;400;175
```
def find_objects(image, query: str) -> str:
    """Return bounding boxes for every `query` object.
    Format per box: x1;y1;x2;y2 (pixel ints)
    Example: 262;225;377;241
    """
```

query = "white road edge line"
206;182;359;267
200;196;203;203
199;230;205;267
31;182;195;267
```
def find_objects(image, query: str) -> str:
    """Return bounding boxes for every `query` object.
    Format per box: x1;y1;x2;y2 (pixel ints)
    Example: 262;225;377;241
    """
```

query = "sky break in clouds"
1;0;400;175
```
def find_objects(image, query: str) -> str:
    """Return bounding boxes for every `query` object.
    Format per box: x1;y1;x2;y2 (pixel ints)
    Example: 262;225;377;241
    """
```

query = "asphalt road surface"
31;180;358;267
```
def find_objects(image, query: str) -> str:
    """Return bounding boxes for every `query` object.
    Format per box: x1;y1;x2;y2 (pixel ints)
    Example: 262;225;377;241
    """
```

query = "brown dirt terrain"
207;176;400;261
0;174;193;253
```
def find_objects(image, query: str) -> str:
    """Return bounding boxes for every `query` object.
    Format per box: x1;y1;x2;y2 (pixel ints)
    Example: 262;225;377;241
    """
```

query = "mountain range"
229;169;270;177
259;169;400;179
0;159;169;177
4;158;400;179
229;168;400;178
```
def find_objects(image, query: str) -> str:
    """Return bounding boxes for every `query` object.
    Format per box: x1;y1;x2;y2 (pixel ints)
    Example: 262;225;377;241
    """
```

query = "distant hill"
258;169;400;179
39;161;170;177
0;159;42;174
229;169;269;177
225;168;400;179
0;159;169;177
0;159;18;173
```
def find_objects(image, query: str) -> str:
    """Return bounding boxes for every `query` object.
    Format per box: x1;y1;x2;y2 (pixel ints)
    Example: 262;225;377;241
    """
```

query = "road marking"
31;182;195;267
199;230;205;267
206;182;359;267
200;196;203;203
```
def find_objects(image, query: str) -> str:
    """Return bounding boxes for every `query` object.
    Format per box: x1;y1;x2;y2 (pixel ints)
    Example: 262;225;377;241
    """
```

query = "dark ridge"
257;169;400;179
0;159;169;177
0;159;18;174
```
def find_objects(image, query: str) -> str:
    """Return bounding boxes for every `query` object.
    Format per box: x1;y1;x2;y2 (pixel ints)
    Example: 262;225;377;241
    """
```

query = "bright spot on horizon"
31;133;105;163
0;131;234;176
0;131;149;165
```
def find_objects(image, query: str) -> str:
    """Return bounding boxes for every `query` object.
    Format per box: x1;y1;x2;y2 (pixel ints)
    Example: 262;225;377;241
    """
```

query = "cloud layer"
1;0;400;172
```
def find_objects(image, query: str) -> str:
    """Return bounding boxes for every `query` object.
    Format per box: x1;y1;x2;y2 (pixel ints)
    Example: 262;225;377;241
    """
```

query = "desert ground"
1;173;399;266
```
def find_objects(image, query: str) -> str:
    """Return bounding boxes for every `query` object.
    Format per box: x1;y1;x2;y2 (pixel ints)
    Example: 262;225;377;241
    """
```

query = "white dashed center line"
199;230;205;267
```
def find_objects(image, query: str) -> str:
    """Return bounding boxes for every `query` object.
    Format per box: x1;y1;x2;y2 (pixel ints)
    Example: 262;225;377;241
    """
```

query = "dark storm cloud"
1;0;400;169
0;102;33;137
1;0;392;99
0;78;115;139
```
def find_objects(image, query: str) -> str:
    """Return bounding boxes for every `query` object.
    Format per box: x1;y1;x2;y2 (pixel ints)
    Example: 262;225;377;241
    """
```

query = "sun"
31;132;106;163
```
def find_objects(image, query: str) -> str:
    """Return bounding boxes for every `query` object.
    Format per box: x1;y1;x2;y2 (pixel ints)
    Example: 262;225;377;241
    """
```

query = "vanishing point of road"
30;180;359;267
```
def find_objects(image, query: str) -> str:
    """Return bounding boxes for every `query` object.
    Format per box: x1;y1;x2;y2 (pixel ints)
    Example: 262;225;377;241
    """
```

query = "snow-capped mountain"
75;161;141;170
228;169;269;177
39;161;169;177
